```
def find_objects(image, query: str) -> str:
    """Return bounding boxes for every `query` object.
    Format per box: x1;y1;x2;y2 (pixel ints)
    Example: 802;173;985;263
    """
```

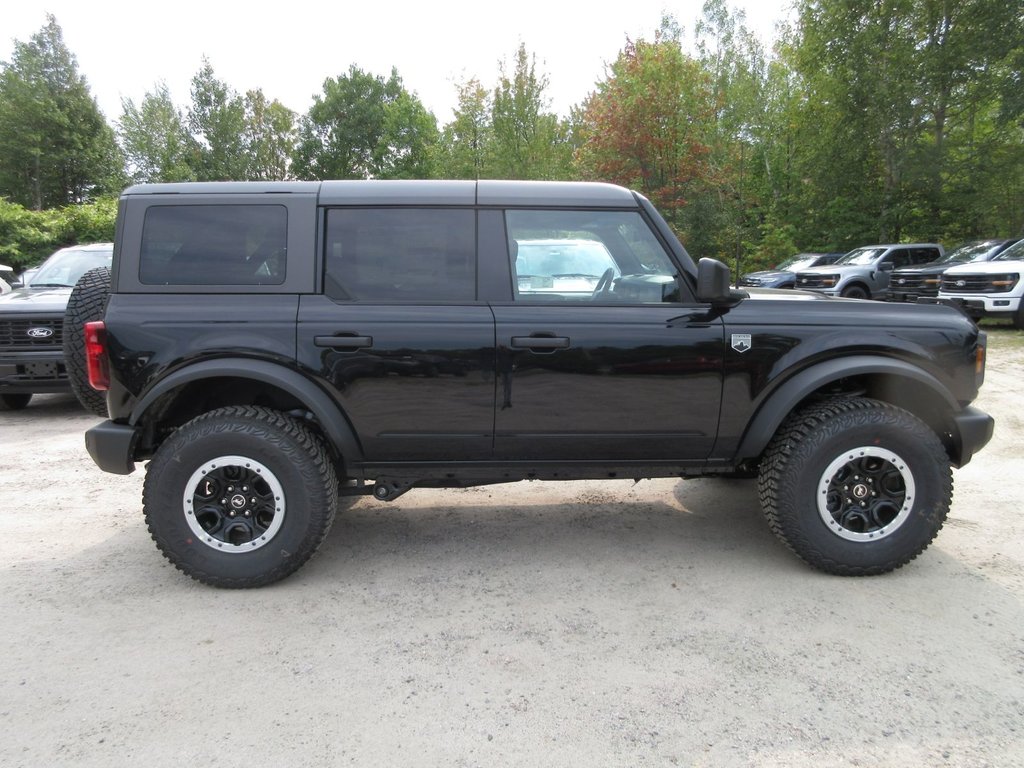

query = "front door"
489;208;724;461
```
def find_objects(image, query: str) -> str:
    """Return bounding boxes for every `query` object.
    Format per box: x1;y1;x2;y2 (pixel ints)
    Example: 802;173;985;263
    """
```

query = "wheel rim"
182;455;285;553
817;446;915;542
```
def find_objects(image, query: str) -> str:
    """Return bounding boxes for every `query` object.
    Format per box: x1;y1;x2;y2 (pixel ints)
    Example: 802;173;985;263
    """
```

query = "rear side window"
140;205;287;285
324;209;476;301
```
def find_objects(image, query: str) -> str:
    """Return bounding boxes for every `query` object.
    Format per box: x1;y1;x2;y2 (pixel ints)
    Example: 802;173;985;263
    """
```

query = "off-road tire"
63;266;111;416
0;393;32;410
841;284;869;299
758;397;952;575
143;406;339;588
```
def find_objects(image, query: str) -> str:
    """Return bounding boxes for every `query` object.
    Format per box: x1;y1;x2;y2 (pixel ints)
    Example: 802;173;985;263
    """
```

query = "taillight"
84;321;109;391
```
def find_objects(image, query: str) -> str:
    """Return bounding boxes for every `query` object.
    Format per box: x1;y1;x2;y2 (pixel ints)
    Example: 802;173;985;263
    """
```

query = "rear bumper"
951;406;994;468
85;420;139;475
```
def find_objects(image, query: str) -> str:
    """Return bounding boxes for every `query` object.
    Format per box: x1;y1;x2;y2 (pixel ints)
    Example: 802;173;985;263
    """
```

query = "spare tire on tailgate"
64;266;111;416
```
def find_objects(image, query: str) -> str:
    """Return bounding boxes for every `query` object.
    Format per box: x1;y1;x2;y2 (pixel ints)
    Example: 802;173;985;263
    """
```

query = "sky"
3;0;795;125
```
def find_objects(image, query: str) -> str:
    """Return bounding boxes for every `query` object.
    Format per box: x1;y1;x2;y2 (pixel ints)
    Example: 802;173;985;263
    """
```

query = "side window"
887;249;910;269
140;205;287;285
912;247;939;264
505;210;680;303
324;208;476;301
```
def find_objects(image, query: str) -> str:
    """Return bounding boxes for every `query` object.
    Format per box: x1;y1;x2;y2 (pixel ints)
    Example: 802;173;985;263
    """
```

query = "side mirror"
696;258;747;305
880;262;894;272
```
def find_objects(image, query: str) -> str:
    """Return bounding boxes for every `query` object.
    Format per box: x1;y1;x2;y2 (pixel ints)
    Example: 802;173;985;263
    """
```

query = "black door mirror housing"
696;258;747;305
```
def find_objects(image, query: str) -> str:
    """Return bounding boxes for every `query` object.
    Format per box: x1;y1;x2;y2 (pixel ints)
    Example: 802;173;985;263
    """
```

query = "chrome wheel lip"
182;455;285;553
817;446;915;542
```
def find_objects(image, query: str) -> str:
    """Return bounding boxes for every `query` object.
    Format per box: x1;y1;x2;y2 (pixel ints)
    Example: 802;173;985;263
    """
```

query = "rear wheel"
143;406;339;588
64;266;111;416
0;393;32;411
758;397;951;575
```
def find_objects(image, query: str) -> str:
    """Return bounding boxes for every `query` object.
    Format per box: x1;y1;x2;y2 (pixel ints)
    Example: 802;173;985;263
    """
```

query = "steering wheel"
592;268;615;299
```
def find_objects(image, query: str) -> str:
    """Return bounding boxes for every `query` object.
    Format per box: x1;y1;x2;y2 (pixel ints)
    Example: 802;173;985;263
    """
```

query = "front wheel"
841;284;869;299
758;397;952;575
0;393;32;411
143;406;339;587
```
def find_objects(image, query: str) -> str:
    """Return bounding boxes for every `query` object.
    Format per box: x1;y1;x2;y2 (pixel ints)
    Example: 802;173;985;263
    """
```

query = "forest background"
1;0;1021;276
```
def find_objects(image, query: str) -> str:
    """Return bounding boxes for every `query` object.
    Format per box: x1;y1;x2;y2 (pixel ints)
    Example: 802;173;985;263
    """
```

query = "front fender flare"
733;355;959;462
130;358;363;461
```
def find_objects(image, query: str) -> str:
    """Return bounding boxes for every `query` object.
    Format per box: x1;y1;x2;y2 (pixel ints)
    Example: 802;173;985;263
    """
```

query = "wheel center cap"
852;484;870;500
229;494;247;510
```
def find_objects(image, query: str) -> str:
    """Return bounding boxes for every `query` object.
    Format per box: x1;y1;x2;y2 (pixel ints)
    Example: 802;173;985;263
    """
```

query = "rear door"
296;207;495;461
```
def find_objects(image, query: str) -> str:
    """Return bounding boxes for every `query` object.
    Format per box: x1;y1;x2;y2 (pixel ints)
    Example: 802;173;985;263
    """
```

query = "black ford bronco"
77;180;994;587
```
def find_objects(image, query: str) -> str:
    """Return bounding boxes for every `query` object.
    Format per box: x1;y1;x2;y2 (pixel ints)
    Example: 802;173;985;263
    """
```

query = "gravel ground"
1;330;1021;767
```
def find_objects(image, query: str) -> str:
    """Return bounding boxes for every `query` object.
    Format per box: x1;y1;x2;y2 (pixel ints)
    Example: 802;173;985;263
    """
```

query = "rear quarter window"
139;205;287;285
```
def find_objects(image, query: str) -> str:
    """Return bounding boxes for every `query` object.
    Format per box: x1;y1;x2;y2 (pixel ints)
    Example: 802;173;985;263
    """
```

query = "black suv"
79;181;993;587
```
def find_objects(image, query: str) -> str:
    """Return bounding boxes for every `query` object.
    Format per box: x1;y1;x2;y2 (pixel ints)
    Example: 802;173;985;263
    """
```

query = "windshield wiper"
552;273;599;279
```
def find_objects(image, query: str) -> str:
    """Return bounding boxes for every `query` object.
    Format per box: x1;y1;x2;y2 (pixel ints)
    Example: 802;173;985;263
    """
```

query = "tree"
490;44;572;179
0;15;123;209
292;66;437;180
119;83;195;183
243;90;295;181
575;25;718;252
187;59;248;181
438;78;491;179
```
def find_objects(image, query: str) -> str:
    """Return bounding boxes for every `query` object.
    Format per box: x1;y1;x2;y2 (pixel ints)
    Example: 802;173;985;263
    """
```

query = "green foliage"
438;78;491;179
0;15;124;209
243;90;296;181
489;44;573;180
188;59;248;181
119;82;195;183
293;66;437;180
0;197;115;268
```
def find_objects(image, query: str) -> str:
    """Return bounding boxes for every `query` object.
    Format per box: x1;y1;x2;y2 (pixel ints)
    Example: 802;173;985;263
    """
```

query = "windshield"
836;247;886;266
939;241;1004;264
29;247;112;288
994;239;1024;262
515;240;619;278
774;254;819;272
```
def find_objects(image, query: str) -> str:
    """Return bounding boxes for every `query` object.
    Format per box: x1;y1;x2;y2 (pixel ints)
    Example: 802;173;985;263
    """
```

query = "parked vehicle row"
742;238;1024;326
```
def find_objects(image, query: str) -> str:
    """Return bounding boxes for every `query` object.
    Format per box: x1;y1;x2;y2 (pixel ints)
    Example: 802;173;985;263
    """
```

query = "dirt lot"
1;330;1022;767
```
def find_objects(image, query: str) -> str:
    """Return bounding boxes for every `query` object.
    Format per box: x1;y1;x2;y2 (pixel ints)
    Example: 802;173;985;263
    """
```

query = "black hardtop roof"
121;179;639;208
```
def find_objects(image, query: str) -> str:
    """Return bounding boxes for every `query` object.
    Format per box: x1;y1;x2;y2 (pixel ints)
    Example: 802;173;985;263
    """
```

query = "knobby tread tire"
143;406;339;588
63;266;111;416
757;397;952;576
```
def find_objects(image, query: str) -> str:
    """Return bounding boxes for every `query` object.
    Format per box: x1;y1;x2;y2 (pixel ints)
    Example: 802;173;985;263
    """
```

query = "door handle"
315;335;373;350
510;335;570;350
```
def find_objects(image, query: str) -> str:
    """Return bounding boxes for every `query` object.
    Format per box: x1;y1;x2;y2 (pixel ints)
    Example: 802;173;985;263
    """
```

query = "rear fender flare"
130;358;363;460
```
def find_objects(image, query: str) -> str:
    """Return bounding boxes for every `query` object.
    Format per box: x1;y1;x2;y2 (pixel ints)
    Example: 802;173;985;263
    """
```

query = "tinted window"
325;209;476;301
911;247;940;264
140;205;287;285
506;210;679;303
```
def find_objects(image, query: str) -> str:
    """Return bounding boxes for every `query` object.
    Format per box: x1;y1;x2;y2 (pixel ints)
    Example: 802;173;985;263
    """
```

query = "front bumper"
0;350;68;394
951;406;994;468
85;420;139;475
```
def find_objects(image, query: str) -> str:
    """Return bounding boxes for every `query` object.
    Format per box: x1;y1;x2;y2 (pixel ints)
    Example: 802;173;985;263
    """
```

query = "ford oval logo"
955;280;966;288
897;278;905;285
27;327;53;339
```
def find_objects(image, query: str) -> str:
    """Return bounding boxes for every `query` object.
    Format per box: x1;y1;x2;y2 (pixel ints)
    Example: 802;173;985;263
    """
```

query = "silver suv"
795;244;944;299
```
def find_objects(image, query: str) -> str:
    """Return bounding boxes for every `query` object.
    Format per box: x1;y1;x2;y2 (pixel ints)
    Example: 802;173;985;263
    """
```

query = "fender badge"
731;333;752;353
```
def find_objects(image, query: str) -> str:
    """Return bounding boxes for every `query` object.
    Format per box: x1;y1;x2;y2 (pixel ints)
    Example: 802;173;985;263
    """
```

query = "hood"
943;259;1024;276
742;287;832;301
0;286;73;314
797;263;875;275
742;269;794;281
890;264;950;277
